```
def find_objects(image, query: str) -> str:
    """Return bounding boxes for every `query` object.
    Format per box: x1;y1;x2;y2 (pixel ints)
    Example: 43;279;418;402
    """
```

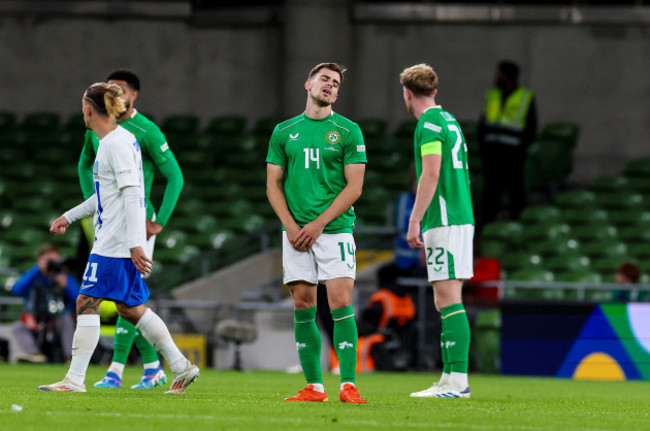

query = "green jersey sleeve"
417;118;446;157
153;156;184;227
142;127;173;166
343;123;367;165
265;126;287;167
78;130;97;199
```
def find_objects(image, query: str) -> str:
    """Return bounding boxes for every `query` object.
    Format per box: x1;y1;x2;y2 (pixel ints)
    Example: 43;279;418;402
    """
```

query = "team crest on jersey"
326;130;341;145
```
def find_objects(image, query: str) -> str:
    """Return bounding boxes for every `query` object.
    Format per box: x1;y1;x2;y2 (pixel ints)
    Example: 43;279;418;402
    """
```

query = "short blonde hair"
84;82;126;118
400;63;438;97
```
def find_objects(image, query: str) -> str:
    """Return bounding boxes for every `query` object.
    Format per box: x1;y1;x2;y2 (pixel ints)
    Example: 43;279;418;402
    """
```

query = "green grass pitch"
0;364;648;430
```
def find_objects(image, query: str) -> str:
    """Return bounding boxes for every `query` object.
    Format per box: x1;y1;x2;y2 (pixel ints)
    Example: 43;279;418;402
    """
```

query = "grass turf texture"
0;365;648;430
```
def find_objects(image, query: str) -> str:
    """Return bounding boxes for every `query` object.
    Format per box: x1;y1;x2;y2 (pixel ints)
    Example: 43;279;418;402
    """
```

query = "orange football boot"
284;384;328;402
339;383;367;404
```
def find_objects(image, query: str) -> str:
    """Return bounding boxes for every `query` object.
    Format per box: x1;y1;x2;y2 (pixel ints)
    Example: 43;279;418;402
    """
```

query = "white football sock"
449;372;469;389
136;308;189;374
439;372;451;385
311;383;325;393
340;382;354;390
107;362;125;378
143;361;161;370
66;314;100;386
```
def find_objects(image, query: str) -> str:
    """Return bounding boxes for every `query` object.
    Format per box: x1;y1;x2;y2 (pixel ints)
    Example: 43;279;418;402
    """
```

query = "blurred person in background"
478;60;537;224
614;262;642;302
12;243;79;363
78;69;184;390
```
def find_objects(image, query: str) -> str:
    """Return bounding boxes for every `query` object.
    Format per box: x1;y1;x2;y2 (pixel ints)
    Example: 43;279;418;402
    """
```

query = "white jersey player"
38;82;199;394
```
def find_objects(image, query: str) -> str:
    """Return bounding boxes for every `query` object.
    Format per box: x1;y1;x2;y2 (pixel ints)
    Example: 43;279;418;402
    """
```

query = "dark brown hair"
37;243;60;258
308;63;346;84
617;262;641;284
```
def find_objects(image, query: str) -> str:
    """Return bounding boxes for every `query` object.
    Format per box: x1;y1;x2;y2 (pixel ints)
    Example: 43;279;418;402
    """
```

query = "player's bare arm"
407;154;441;249
294;163;365;251
146;219;163;240
266;163;302;247
130;246;153;275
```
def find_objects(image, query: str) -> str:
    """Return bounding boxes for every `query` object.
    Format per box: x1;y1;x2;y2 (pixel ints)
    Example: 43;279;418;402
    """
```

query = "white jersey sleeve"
63;195;97;224
108;139;142;190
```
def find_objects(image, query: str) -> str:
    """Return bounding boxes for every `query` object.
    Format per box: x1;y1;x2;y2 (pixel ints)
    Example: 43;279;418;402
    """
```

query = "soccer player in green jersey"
77;70;184;390
266;63;367;404
399;64;474;399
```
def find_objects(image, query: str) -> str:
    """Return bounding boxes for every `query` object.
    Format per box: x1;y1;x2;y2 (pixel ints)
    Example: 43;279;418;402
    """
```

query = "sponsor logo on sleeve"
357;145;366;152
117;169;132;176
160;143;169;152
424;122;442;133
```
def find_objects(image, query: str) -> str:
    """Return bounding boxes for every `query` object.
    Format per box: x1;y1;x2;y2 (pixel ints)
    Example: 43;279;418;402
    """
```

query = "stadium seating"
506;268;559;300
526;238;580;257
544;255;591;274
161;114;201;135
499;252;543;274
554;190;597;209
590;175;629;194
561;208;609;226
623;157;650;178
2;109;647;308
0;111;16;130
519;205;563;224
480;220;524;248
569;224;618;243
538;122;580;149
524;138;574;196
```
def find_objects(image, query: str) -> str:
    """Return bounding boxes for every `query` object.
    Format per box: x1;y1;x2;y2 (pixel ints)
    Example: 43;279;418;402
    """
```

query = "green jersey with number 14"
414;106;474;232
266;112;367;233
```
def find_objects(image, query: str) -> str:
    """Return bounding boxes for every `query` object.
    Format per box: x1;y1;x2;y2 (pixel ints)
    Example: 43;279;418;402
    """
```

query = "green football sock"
441;303;470;374
331;305;358;384
112;315;137;365
440;329;452;375
294;307;323;385
134;330;160;365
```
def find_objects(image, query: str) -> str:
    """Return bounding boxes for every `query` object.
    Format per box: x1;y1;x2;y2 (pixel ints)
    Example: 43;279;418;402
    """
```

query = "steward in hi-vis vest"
478;60;537;223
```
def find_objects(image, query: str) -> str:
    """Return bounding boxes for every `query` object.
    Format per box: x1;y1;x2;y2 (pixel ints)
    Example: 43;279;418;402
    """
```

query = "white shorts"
423;224;474;282
282;232;356;285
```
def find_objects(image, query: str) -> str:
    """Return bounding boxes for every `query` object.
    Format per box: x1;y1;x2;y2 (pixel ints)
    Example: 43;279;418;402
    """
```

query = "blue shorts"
79;254;150;306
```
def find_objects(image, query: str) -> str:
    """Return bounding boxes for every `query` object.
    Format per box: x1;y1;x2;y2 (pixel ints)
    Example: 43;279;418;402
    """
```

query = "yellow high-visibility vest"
484;87;534;131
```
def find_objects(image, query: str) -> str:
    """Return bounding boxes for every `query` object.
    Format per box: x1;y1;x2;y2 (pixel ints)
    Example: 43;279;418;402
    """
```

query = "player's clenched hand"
146;219;163;240
130;246;153;275
50;216;70;235
293;221;325;251
407;219;424;249
285;222;302;249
